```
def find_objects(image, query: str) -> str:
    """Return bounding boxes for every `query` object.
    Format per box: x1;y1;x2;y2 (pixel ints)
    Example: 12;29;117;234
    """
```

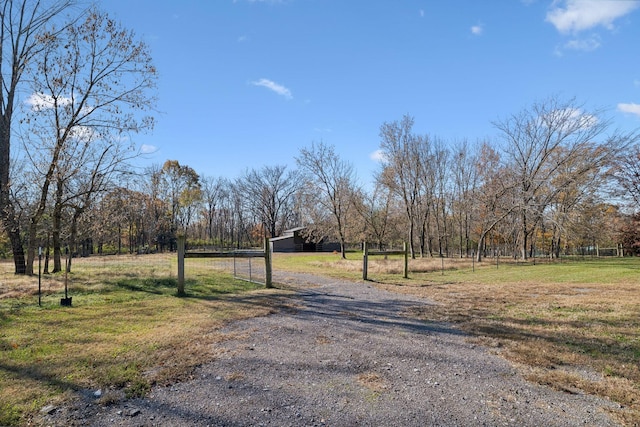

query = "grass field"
273;252;640;425
0;254;291;426
1;252;639;425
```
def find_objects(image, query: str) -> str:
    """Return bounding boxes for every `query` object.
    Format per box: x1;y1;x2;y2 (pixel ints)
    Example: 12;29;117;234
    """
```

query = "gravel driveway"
43;272;620;426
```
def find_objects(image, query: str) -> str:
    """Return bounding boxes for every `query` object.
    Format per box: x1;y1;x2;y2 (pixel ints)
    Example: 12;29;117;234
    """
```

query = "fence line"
362;242;408;280
177;236;272;293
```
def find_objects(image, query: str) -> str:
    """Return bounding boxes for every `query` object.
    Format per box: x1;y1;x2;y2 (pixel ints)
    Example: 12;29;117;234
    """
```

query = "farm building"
269;227;340;253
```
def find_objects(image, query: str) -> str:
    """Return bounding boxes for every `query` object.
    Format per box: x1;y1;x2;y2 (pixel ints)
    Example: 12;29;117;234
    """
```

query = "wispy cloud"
251;78;293;99
140;144;157;154
370;149;386;163
238;35;249;42
556;33;601;54
546;0;640;33
419;9;425;18
470;24;483;36
618;103;640;118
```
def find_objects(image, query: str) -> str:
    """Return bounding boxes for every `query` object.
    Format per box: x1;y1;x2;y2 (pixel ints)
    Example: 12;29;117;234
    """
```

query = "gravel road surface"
42;272;620;426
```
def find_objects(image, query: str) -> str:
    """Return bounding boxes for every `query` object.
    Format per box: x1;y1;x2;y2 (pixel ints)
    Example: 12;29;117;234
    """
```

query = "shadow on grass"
472;316;640;366
111;276;266;300
113;277;178;295
0;359;82;426
0;360;81;391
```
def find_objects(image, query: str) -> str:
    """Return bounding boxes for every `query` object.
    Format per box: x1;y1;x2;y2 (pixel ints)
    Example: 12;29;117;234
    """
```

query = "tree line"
82;99;640;266
1;2;640;276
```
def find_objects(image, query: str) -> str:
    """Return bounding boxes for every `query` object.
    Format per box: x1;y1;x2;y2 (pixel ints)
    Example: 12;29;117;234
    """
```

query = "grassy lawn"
0;254;290;426
2;251;639;425
273;253;640;425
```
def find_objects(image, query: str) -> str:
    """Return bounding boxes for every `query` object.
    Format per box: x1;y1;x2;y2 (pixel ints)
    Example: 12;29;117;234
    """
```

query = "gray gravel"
42;272;621;426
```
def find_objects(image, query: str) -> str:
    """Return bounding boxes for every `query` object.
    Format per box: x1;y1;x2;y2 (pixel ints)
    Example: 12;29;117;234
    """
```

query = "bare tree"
611;143;640;211
353;181;396;250
494;96;626;259
240;165;301;238
156;160;201;242
19;7;156;273
451;140;479;257
473;143;518;262
430;138;451;257
0;0;75;273
296;141;357;259
378;115;432;258
200;175;227;244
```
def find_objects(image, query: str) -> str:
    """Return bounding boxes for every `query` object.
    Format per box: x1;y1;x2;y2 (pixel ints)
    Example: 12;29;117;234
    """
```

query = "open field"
0;254;291;426
273;252;640;425
1;252;639;425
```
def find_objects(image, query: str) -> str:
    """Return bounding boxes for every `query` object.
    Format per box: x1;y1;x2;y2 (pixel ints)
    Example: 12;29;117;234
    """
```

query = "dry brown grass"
274;253;640;425
357;372;387;393
379;264;640;425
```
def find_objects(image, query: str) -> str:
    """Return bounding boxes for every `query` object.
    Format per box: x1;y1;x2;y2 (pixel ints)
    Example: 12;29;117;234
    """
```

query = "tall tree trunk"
52;180;64;272
52;210;63;273
7;218;26;274
25;216;41;275
44;233;51;274
521;211;528;260
66;209;83;272
0;121;26;274
408;217;415;259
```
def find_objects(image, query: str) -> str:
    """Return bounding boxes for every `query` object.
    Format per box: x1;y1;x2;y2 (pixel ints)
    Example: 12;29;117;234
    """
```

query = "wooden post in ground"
264;237;273;288
177;235;186;296
363;242;369;281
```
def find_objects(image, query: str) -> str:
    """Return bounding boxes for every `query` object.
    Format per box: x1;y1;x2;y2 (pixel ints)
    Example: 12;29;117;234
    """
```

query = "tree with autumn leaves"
0;4;637;270
83;96;637;261
0;1;157;274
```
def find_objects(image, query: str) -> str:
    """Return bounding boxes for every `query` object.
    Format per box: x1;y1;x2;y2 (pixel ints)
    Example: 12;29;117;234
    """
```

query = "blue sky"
102;0;640;185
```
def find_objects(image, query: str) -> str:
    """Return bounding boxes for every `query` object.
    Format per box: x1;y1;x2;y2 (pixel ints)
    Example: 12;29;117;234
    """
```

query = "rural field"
0;252;639;425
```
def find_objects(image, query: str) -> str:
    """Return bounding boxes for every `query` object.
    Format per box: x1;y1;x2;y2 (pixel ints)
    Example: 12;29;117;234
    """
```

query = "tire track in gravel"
44;272;621;426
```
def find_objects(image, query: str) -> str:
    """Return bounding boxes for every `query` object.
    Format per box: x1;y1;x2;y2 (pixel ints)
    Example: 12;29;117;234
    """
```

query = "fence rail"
362;242;408;280
177;236;272;294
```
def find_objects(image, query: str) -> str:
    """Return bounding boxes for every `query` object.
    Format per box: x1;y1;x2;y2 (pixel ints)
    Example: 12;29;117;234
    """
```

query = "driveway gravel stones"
42;272;620;426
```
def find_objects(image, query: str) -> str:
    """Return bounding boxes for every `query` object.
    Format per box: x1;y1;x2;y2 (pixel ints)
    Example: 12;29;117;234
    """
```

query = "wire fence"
0;253;178;308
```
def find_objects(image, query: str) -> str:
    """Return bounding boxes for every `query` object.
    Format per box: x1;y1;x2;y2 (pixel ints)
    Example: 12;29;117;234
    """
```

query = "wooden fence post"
177;235;186;296
363;242;369;281
264;237;273;288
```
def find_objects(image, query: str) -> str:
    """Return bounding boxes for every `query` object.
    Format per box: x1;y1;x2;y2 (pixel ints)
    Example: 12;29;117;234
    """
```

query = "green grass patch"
0;254;286;426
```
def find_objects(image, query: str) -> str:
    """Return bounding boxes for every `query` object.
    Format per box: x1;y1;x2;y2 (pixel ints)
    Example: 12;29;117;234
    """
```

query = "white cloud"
618;103;640;117
565;108;598;128
541;108;598;131
251;78;293;99
546;0;640;33
370;149;386;163
562;33;601;51
140;144;157;154
471;24;483;35
68;125;97;143
25;92;72;111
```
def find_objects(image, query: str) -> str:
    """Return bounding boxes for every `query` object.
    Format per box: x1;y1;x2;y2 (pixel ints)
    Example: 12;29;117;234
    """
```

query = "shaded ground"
41;272;620;426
